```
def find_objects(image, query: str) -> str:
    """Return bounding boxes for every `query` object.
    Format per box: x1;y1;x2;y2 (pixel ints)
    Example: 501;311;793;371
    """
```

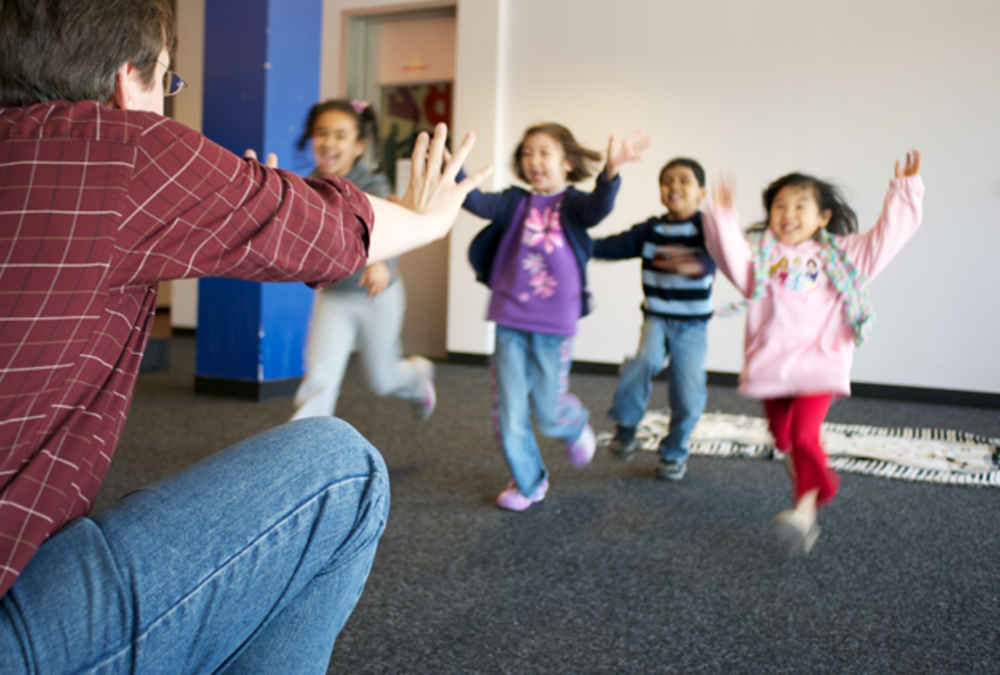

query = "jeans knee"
288;417;387;480
631;353;662;379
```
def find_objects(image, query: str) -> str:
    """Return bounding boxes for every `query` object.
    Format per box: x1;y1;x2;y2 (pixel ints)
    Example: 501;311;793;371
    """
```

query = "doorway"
342;5;456;359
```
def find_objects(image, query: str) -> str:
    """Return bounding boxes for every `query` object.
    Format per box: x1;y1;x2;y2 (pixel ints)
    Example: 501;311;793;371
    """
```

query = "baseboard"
194;375;301;401
446;351;1000;410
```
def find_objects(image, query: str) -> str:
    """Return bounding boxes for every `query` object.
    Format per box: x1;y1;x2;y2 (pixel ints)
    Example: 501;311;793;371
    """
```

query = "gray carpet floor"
99;336;1000;674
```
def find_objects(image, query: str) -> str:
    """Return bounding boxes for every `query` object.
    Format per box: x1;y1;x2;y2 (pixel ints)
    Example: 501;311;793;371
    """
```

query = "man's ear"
111;62;131;109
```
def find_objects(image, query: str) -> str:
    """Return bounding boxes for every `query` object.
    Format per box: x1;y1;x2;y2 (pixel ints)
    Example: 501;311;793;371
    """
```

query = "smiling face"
659;164;706;220
519;132;571;194
311;109;366;178
767;184;832;246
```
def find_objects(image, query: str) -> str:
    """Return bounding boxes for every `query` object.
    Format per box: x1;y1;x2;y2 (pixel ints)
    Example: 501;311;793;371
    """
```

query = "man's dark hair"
0;0;176;105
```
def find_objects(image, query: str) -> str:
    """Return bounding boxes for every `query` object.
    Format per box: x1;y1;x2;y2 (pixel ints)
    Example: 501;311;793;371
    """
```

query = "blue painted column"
195;0;323;399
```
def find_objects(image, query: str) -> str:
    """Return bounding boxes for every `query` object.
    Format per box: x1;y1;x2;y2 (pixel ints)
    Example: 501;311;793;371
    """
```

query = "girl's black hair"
513;122;602;184
751;172;858;236
296;99;379;151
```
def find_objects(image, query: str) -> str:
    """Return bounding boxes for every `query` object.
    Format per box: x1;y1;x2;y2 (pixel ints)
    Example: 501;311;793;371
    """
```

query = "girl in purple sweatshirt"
465;123;649;511
703;151;924;553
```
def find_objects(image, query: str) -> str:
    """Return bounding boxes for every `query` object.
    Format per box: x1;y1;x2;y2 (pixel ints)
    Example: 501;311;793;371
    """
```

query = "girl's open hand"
894;150;921;179
605;131;651;177
712;176;736;211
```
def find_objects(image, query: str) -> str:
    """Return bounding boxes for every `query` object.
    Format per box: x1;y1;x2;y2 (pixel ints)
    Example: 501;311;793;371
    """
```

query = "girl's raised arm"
604;131;650;179
845;149;924;282
703;176;756;298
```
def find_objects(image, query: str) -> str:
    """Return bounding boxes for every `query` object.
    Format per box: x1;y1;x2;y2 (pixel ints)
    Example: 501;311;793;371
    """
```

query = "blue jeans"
492;326;589;496
0;417;389;674
609;317;708;463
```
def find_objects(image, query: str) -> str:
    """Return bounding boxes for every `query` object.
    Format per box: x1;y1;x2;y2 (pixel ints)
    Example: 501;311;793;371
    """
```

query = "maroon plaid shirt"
0;100;373;597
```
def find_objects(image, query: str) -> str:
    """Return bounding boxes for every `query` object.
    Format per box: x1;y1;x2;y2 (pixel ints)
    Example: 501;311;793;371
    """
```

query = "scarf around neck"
720;228;874;346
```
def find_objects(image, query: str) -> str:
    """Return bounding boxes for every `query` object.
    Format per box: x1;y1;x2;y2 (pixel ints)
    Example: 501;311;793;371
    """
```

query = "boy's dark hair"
0;0;176;106
659;157;706;187
757;172;858;236
296;99;379;152
513;122;602;184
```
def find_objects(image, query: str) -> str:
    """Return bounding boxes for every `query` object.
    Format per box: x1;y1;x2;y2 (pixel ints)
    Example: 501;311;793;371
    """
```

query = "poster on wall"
379;82;452;191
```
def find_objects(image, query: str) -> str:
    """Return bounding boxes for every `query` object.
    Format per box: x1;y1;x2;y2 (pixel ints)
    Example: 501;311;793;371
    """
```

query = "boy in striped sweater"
593;158;715;481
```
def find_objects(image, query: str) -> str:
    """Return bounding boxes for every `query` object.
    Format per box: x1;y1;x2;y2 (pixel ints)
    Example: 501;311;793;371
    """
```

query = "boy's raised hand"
894;149;921;179
605;131;651;178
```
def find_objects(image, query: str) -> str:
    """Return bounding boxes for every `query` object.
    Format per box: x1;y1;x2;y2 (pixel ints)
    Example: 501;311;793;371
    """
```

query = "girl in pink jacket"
703;151;924;554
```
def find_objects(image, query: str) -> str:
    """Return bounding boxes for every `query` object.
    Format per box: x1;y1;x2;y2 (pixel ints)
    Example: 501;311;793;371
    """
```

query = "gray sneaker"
609;426;639;461
656;458;687;481
772;509;820;555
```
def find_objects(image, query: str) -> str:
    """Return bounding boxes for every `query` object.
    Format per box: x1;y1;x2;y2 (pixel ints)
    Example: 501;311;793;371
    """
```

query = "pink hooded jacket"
703;176;925;399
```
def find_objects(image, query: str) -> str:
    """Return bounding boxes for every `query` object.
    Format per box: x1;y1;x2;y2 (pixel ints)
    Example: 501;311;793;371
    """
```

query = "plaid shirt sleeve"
0;102;374;598
112;114;373;288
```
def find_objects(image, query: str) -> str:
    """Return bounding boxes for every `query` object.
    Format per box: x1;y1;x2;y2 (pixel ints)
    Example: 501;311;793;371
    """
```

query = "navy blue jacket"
465;172;621;317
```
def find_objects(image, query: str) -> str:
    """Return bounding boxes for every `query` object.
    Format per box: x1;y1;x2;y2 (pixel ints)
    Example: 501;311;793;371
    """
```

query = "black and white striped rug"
598;411;1000;487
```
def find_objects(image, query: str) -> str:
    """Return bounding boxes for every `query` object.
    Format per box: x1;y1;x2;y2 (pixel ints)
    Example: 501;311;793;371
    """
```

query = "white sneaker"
408;356;436;421
772;509;820;554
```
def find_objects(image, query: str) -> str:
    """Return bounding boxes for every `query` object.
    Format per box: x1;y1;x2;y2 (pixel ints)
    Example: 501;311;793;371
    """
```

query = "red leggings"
763;393;839;505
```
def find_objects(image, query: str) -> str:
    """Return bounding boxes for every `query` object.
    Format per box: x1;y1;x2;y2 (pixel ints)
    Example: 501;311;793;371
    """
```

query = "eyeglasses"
163;69;187;97
157;60;187;97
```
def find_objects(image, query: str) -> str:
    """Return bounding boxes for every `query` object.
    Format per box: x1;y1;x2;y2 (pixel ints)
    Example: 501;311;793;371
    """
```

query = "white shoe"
772;509;820;554
408;356;436;421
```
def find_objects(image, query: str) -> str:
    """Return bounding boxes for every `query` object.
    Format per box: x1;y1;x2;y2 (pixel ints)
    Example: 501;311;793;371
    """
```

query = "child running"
703;150;924;553
466;123;648;511
291;99;436;422
593;157;716;481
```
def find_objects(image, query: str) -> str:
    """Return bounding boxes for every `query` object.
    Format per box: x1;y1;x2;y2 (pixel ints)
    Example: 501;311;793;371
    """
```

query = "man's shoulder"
0;100;191;146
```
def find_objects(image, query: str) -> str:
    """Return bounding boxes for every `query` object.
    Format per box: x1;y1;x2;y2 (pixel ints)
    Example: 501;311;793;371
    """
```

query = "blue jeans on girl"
0;417;388;674
492;326;589;496
610;317;708;463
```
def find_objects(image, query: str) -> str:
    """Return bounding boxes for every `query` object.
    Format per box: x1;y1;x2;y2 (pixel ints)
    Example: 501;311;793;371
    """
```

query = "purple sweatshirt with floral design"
487;191;581;335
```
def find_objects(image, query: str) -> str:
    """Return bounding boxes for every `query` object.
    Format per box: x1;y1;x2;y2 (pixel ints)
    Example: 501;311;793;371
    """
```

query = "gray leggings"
292;281;425;419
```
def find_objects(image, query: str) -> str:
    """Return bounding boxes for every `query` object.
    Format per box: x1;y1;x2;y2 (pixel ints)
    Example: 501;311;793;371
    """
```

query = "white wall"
170;0;206;328
445;0;1000;394
175;0;998;394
